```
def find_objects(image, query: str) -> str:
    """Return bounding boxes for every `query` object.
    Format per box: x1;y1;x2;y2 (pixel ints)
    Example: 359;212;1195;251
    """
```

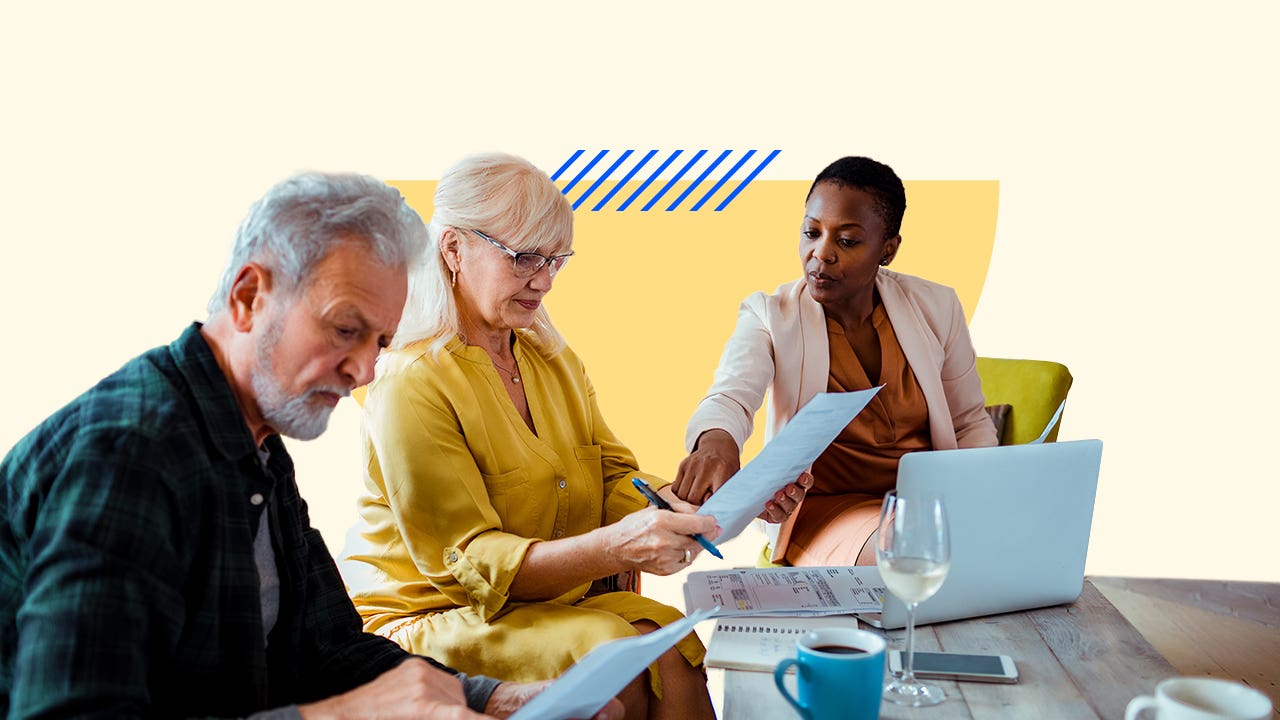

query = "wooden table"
1092;577;1280;717
715;578;1280;719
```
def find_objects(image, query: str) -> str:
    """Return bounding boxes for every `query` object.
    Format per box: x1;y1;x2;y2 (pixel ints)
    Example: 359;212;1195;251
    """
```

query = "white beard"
251;314;346;441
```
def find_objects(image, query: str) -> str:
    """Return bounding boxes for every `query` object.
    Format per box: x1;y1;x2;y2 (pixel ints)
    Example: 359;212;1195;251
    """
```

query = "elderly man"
0;173;618;719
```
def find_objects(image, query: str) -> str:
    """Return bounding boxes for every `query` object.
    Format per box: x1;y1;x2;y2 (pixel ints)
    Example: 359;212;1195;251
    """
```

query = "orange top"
809;304;932;497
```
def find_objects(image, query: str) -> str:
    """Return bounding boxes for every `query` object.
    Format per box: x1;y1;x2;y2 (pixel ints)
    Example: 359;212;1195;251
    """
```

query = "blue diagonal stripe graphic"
550;150;585;182
690;150;756;211
572;150;633;210
561;150;608;195
593;149;657;211
714;149;781;211
666;150;732;211
619;150;683;211
642;150;708;212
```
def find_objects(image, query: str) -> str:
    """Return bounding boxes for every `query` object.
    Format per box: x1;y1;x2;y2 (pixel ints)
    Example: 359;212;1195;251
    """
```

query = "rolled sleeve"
440;536;536;621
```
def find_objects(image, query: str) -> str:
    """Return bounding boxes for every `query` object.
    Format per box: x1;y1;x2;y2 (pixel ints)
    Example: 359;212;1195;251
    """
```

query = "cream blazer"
685;269;997;559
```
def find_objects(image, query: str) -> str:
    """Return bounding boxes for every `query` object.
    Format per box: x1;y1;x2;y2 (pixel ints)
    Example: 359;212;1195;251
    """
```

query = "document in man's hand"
696;388;881;544
683;566;886;618
507;607;717;720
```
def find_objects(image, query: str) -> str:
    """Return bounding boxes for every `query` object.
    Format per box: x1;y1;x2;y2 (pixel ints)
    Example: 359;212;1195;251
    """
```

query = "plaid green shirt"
0;324;492;718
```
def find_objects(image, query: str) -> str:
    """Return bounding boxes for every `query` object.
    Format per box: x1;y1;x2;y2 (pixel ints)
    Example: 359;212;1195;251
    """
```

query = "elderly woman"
675;156;998;567
339;153;802;720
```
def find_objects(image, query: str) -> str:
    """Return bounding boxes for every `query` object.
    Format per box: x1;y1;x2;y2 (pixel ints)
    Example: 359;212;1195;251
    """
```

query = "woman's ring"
682;548;692;564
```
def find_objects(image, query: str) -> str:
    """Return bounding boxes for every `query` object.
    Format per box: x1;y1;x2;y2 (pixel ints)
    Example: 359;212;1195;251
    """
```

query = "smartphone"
887;650;1019;683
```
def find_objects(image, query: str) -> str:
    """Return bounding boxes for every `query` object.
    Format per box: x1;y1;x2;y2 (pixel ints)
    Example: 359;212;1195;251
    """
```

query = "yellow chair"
975;357;1073;445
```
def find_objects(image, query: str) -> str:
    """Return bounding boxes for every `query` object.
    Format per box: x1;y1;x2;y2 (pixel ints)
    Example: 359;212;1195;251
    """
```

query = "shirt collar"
169;322;264;463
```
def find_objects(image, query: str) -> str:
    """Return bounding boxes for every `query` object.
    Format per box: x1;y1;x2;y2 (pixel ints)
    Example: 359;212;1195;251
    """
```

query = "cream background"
2;1;1277;596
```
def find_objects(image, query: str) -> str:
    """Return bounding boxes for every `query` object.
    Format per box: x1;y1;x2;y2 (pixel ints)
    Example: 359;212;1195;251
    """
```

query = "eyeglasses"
469;228;574;278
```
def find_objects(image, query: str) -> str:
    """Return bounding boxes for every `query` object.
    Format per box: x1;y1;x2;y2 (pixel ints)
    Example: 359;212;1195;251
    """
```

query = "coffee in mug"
774;628;886;720
811;645;867;655
1126;677;1271;720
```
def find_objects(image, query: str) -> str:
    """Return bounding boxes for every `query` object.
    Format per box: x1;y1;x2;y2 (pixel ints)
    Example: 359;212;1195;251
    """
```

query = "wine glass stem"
902;602;919;685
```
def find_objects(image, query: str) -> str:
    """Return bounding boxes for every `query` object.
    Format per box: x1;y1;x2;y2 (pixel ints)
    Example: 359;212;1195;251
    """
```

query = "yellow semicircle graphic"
387;179;998;475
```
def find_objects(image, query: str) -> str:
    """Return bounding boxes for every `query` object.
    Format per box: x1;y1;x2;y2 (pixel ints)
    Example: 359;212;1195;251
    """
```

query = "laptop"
857;439;1103;629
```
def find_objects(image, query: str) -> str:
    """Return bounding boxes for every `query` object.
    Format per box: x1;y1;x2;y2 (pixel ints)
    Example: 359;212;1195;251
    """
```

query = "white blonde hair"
394;153;572;356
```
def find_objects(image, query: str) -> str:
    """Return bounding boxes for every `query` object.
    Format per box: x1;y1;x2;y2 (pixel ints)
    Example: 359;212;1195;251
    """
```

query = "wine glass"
876;490;951;707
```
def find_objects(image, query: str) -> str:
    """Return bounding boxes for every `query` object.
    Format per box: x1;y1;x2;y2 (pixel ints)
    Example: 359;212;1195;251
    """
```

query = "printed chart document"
684;566;886;618
705;615;862;672
508;607;717;720
697;388;881;543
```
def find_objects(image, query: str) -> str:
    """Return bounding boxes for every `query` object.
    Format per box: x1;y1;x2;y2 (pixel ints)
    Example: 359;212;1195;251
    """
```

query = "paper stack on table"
684;566;886;618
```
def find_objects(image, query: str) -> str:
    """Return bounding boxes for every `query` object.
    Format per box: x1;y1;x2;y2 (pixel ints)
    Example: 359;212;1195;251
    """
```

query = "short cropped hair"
806;157;907;240
393;153;572;355
207;172;428;315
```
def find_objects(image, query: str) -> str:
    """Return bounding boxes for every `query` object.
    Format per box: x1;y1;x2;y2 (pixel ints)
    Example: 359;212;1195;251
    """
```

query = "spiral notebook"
704;615;861;673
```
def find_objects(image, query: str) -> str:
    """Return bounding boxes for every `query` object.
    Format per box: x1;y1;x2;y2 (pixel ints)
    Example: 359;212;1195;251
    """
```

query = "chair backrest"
975;357;1073;445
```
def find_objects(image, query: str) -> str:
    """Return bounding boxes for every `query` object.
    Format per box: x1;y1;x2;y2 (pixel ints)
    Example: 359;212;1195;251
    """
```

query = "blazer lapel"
877;270;957;449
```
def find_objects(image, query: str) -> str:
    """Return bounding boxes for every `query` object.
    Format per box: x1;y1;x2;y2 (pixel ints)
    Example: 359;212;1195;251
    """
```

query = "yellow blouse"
338;333;698;682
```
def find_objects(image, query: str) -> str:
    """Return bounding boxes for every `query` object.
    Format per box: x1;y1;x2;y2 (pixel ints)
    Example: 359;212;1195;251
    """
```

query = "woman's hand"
511;492;718;599
758;471;813;523
672;430;741;504
604;506;720;576
674;429;812;523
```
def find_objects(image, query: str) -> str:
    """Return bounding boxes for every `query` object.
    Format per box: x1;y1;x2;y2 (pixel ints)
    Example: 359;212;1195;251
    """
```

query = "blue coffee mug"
774;628;886;720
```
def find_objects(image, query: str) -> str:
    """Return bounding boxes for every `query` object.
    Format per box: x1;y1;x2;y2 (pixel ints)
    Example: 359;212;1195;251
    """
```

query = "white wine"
878;556;950;604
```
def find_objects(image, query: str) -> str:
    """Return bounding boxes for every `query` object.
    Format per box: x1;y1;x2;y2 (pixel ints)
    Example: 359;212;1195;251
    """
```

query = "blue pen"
631;477;724;559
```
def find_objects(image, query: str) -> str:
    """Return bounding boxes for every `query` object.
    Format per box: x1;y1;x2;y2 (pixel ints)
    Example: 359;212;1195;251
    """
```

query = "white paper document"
683;566;886;617
697;388;881;543
1030;399;1067;444
508;607;717;720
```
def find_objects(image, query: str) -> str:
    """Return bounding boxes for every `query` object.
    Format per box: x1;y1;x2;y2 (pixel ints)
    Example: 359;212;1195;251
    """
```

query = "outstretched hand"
672;430;740;504
674;429;812;523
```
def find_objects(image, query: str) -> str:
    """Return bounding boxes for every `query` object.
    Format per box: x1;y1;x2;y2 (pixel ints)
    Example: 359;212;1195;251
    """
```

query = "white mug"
1126;677;1272;720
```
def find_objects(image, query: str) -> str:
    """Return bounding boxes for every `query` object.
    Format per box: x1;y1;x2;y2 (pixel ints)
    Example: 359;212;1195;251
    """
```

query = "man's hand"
485;680;624;719
298;658;489;719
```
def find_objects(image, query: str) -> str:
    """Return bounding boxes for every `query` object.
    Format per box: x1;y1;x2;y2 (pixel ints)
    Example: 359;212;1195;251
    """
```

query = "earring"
879;257;890;266
451;269;458;287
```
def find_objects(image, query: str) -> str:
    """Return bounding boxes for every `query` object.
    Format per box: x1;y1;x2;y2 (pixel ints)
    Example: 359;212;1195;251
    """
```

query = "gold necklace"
490;356;521;384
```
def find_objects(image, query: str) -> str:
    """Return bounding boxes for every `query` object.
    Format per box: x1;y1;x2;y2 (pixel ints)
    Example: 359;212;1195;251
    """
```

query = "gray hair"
394;153;572;355
208;172;428;315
